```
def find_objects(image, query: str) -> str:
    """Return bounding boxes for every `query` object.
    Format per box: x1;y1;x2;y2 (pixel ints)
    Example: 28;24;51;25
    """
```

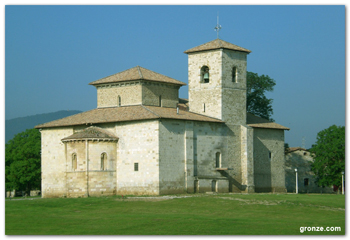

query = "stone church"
35;39;289;198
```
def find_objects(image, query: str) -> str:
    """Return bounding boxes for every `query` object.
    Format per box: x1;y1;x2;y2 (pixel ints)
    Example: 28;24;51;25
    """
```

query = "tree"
284;143;290;153
310;125;345;189
246;72;276;121
5;128;41;194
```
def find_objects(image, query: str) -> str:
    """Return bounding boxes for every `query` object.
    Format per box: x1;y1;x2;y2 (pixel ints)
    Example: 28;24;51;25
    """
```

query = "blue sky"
5;5;345;148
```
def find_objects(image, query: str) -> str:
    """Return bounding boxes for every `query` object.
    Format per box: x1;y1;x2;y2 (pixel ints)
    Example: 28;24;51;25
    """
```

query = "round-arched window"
101;152;107;170
201;66;210;83
232;67;237;82
216;152;221;168
72;153;77;171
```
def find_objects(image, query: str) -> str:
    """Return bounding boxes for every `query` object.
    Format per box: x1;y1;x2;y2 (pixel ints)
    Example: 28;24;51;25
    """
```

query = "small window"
159;95;162;107
203;103;206;112
304;178;309;186
101;153;107;170
215;152;221;168
268;151;272;161
72;153;77;171
232;67;237;82
201;66;210;83
134;162;139;171
118;95;121;107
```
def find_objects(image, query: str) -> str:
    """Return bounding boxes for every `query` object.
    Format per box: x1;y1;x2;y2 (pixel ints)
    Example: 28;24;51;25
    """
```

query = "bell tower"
184;39;251;125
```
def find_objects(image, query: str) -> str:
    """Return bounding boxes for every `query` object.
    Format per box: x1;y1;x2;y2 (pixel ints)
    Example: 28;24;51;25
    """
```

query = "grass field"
5;193;345;235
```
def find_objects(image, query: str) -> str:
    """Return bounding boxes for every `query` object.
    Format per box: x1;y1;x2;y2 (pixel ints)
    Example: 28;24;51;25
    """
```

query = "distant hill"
5;110;82;143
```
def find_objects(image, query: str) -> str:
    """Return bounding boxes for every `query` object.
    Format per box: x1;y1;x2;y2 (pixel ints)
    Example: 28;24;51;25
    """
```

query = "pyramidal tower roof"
89;66;186;86
184;39;251;54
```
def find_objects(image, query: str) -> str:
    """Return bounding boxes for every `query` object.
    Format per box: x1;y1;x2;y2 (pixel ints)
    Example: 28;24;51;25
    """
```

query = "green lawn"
5;193;345;235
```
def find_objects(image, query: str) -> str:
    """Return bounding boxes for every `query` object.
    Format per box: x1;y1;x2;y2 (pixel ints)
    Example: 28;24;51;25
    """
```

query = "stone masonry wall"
96;82;142;108
96;81;180;109
221;49;248;125
66;141;86;171
41;127;74;198
88;141;117;171
66;172;87;198
184;121;195;192
159;119;236;194
65;141;87;198
285;150;333;193
87;171;116;197
221;50;247;89
188;49;248;125
253;128;286;193
65;140;117;198
223;124;244;193
86;141;117;197
42;120;160;197
240;125;255;193
189;88;222;119
193;121;229;193
115;120;160;195
142;82;179;108
222;88;246;125
158;119;186;194
188;50;223;119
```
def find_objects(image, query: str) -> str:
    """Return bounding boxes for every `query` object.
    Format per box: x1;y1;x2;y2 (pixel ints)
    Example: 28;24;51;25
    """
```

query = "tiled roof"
89;66;186;86
35;105;288;130
61;126;118;142
35;106;158;128
246;113;289;130
178;98;189;111
285;147;308;153
35;105;223;129
179;98;189;104
184;39;251;54
145;105;222;123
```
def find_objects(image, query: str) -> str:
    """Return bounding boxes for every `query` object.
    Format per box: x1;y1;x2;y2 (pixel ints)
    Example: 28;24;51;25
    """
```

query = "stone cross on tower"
214;14;222;39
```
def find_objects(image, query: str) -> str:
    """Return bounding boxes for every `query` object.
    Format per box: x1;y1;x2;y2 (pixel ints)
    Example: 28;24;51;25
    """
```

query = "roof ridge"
89;66;138;85
61;125;118;141
218;39;223;48
184;39;251;54
137;66;144;79
140;67;179;83
89;66;186;86
141;105;161;119
84;125;117;135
